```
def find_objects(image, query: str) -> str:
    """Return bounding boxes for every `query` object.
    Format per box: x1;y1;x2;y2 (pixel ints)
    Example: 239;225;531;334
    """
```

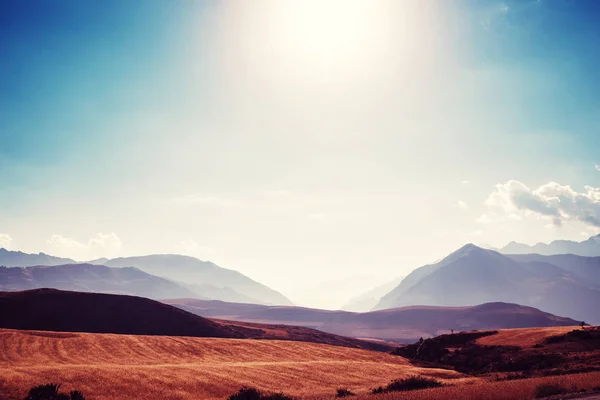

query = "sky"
1;0;600;308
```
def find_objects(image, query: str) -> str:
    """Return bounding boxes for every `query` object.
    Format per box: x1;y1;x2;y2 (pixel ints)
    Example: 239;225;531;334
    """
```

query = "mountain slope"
0;289;388;351
164;297;579;342
341;276;405;312
0;248;75;267
102;254;292;306
373;244;600;324
0;263;197;299
500;234;600;256
506;253;600;287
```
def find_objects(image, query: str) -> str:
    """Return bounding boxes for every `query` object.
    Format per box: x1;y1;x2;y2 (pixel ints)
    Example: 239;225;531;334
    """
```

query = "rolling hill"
374;244;600;324
164;298;579;342
0;263;197;299
0;289;388;351
100;254;293;306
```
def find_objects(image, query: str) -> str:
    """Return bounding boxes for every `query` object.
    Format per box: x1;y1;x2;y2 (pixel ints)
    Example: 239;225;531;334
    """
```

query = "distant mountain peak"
442;243;498;265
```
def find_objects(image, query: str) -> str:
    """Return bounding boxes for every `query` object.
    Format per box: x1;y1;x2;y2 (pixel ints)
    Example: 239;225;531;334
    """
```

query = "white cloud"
0;233;13;249
47;232;122;260
470;229;483;236
595;164;600;172
173;195;241;207
461;180;470;184
479;180;600;227
457;200;468;210
308;213;328;220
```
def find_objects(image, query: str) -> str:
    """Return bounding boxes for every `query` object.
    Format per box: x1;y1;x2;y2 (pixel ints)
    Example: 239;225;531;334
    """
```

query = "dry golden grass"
476;326;579;347
0;329;468;400
308;371;600;400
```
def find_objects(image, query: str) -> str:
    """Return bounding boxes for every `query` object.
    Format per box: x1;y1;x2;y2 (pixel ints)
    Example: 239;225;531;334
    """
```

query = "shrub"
25;384;69;400
370;376;443;394
262;394;294;400
69;391;86;400
371;387;384;394
336;388;355;397
228;387;262;400
534;384;568;398
385;376;443;392
228;387;294;400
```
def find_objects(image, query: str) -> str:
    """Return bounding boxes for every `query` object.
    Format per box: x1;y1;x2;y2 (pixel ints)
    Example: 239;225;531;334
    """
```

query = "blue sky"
1;0;600;307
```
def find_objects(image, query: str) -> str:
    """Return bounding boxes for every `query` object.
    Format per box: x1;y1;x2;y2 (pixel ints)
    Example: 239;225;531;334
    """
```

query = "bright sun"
267;0;391;71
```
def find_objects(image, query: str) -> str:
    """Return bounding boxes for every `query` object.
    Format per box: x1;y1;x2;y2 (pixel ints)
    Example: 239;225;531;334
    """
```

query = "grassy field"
0;328;467;400
476;326;578;347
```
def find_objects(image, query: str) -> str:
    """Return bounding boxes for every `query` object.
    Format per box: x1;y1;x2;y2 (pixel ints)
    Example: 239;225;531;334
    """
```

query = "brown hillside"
0;289;388;351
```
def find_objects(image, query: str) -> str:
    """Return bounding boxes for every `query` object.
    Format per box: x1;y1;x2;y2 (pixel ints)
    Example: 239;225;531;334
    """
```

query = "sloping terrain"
0;328;465;400
374;244;600;324
0;289;388;351
165;298;578;342
102;254;293;306
0;264;196;299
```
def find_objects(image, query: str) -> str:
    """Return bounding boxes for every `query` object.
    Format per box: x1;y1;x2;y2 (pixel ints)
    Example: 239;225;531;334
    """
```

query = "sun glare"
266;0;394;77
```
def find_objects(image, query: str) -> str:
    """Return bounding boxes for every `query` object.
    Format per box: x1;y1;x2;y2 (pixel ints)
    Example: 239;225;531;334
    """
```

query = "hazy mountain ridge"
0;263;197;299
101;254;293;306
0;249;292;306
164;297;578;342
0;248;75;267
500;234;600;256
374;244;600;324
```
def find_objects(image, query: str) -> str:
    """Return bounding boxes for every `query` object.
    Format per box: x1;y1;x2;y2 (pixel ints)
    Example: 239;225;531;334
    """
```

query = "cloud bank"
47;232;122;260
480;180;600;227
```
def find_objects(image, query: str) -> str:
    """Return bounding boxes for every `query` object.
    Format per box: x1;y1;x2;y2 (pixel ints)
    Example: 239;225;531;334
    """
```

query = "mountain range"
165;297;578;342
0;263;197;299
0;249;292;306
499;234;600;256
374;244;600;324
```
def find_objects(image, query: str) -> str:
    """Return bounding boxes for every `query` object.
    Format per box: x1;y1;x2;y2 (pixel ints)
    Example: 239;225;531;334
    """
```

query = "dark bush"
384;376;443;392
534;383;567;398
370;376;443;394
69;391;86;400
25;384;69;400
371;387;384;394
262;394;294;400
336;388;355;397
228;387;294;400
